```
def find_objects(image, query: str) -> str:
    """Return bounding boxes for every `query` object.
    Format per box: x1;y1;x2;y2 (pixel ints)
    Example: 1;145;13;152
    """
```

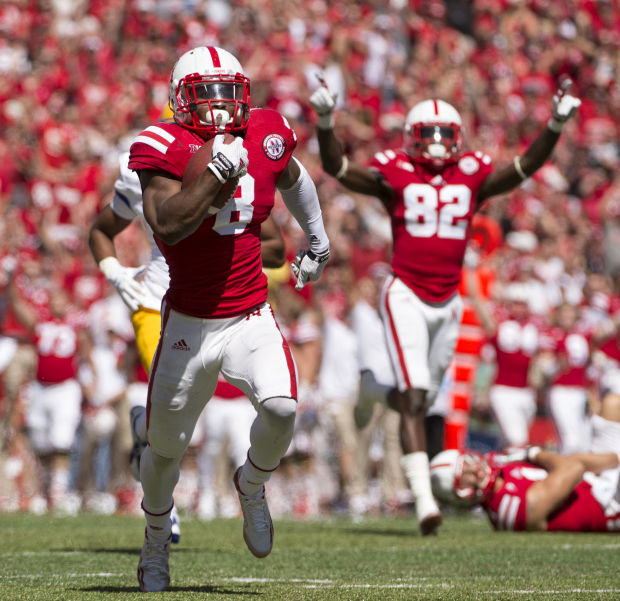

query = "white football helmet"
430;449;498;508
169;46;250;135
404;99;463;169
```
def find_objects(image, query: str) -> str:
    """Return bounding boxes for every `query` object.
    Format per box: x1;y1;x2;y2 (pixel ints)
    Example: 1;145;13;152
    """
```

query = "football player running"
429;394;620;532
127;46;329;592
310;78;580;535
88;151;286;545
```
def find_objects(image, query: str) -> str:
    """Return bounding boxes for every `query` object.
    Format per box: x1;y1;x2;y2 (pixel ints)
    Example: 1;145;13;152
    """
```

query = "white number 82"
403;183;472;240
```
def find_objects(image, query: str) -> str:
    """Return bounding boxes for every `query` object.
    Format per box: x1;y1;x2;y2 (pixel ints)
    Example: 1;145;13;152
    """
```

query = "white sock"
401;452;438;518
238;452;277;496
142;500;173;542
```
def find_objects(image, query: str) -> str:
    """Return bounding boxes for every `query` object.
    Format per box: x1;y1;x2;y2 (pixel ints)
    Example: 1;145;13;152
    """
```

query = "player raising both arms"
310;79;580;535
128;46;329;592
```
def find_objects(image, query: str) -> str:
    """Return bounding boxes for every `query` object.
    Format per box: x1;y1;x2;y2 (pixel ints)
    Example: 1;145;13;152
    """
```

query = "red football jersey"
369;150;494;302
546;325;592;387
488;315;543;388
129;108;296;318
34;319;79;383
213;373;246;400
484;463;616;532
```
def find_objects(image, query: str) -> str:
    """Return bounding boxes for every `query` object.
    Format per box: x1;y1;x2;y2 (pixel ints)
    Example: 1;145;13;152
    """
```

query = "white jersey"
111;152;169;310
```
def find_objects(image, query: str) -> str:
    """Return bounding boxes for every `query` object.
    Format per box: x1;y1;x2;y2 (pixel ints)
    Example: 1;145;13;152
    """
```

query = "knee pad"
260;396;297;426
147;426;190;460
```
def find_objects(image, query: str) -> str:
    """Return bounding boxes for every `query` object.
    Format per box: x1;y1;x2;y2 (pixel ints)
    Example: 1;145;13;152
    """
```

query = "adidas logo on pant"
171;339;190;351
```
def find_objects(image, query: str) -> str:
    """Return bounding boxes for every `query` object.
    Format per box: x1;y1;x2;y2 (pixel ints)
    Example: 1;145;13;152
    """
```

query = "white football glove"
310;76;337;130
548;79;581;133
207;135;248;184
98;256;148;313
291;249;330;290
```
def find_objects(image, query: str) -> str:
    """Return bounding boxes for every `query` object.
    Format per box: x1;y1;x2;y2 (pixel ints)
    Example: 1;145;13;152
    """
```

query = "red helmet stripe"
430;462;453;469
433;99;439;115
207;46;221;68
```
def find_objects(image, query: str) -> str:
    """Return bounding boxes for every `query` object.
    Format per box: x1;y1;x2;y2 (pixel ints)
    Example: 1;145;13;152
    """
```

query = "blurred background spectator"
1;0;619;519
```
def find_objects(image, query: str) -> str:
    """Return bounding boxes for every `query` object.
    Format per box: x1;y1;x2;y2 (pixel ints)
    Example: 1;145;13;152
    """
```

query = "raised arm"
477;80;581;203
7;274;37;332
309;83;394;205
463;266;496;337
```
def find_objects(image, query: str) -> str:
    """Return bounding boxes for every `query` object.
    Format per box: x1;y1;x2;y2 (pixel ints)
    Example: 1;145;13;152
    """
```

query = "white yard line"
2;570;618;596
480;590;620;595
559;543;620;550
0;573;121;580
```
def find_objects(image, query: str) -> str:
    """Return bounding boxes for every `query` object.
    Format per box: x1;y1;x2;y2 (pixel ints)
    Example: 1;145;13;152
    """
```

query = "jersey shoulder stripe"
373;149;399;165
133;125;175;155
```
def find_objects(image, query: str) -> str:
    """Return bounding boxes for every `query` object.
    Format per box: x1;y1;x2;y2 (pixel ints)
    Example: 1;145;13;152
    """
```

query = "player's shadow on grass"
340;527;418;537
76;585;258;595
60;547;200;555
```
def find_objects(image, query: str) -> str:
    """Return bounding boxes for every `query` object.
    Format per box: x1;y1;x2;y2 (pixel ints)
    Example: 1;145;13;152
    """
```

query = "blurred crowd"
1;0;620;519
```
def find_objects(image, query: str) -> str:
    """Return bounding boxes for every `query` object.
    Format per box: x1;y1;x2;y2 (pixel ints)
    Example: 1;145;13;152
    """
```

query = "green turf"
0;512;618;600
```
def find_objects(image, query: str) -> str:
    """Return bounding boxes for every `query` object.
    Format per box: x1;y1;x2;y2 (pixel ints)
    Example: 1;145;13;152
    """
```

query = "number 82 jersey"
370;149;493;304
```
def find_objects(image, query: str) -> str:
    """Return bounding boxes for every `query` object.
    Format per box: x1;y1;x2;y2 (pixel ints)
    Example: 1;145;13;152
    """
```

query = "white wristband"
526;446;542;463
317;113;335;130
547;118;564;134
98;256;121;279
513;156;528;181
335;156;349;180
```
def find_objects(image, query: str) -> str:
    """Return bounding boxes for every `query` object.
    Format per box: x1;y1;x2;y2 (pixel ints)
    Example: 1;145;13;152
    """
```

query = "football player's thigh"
428;297;463;390
131;309;162;374
381;284;430;391
48;379;82;451
25;382;49;454
221;307;297;405
590;412;620;456
148;311;217;458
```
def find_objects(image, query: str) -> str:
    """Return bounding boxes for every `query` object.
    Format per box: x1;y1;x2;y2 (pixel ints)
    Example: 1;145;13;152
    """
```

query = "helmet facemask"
408;122;463;169
431;449;497;509
453;451;496;506
173;72;250;136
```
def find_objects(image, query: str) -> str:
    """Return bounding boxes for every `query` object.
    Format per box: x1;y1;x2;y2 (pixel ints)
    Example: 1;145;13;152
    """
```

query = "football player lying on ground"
430;394;620;532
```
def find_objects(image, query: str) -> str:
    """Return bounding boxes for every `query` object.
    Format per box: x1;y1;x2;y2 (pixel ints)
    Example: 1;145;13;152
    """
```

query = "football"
182;133;240;206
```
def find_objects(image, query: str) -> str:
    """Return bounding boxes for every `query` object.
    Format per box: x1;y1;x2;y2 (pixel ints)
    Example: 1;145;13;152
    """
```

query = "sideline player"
310;78;580;535
429;394;620;532
128;46;329;592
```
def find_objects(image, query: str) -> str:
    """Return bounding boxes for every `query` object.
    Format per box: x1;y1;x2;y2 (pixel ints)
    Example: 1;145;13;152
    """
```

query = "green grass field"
1;511;618;600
